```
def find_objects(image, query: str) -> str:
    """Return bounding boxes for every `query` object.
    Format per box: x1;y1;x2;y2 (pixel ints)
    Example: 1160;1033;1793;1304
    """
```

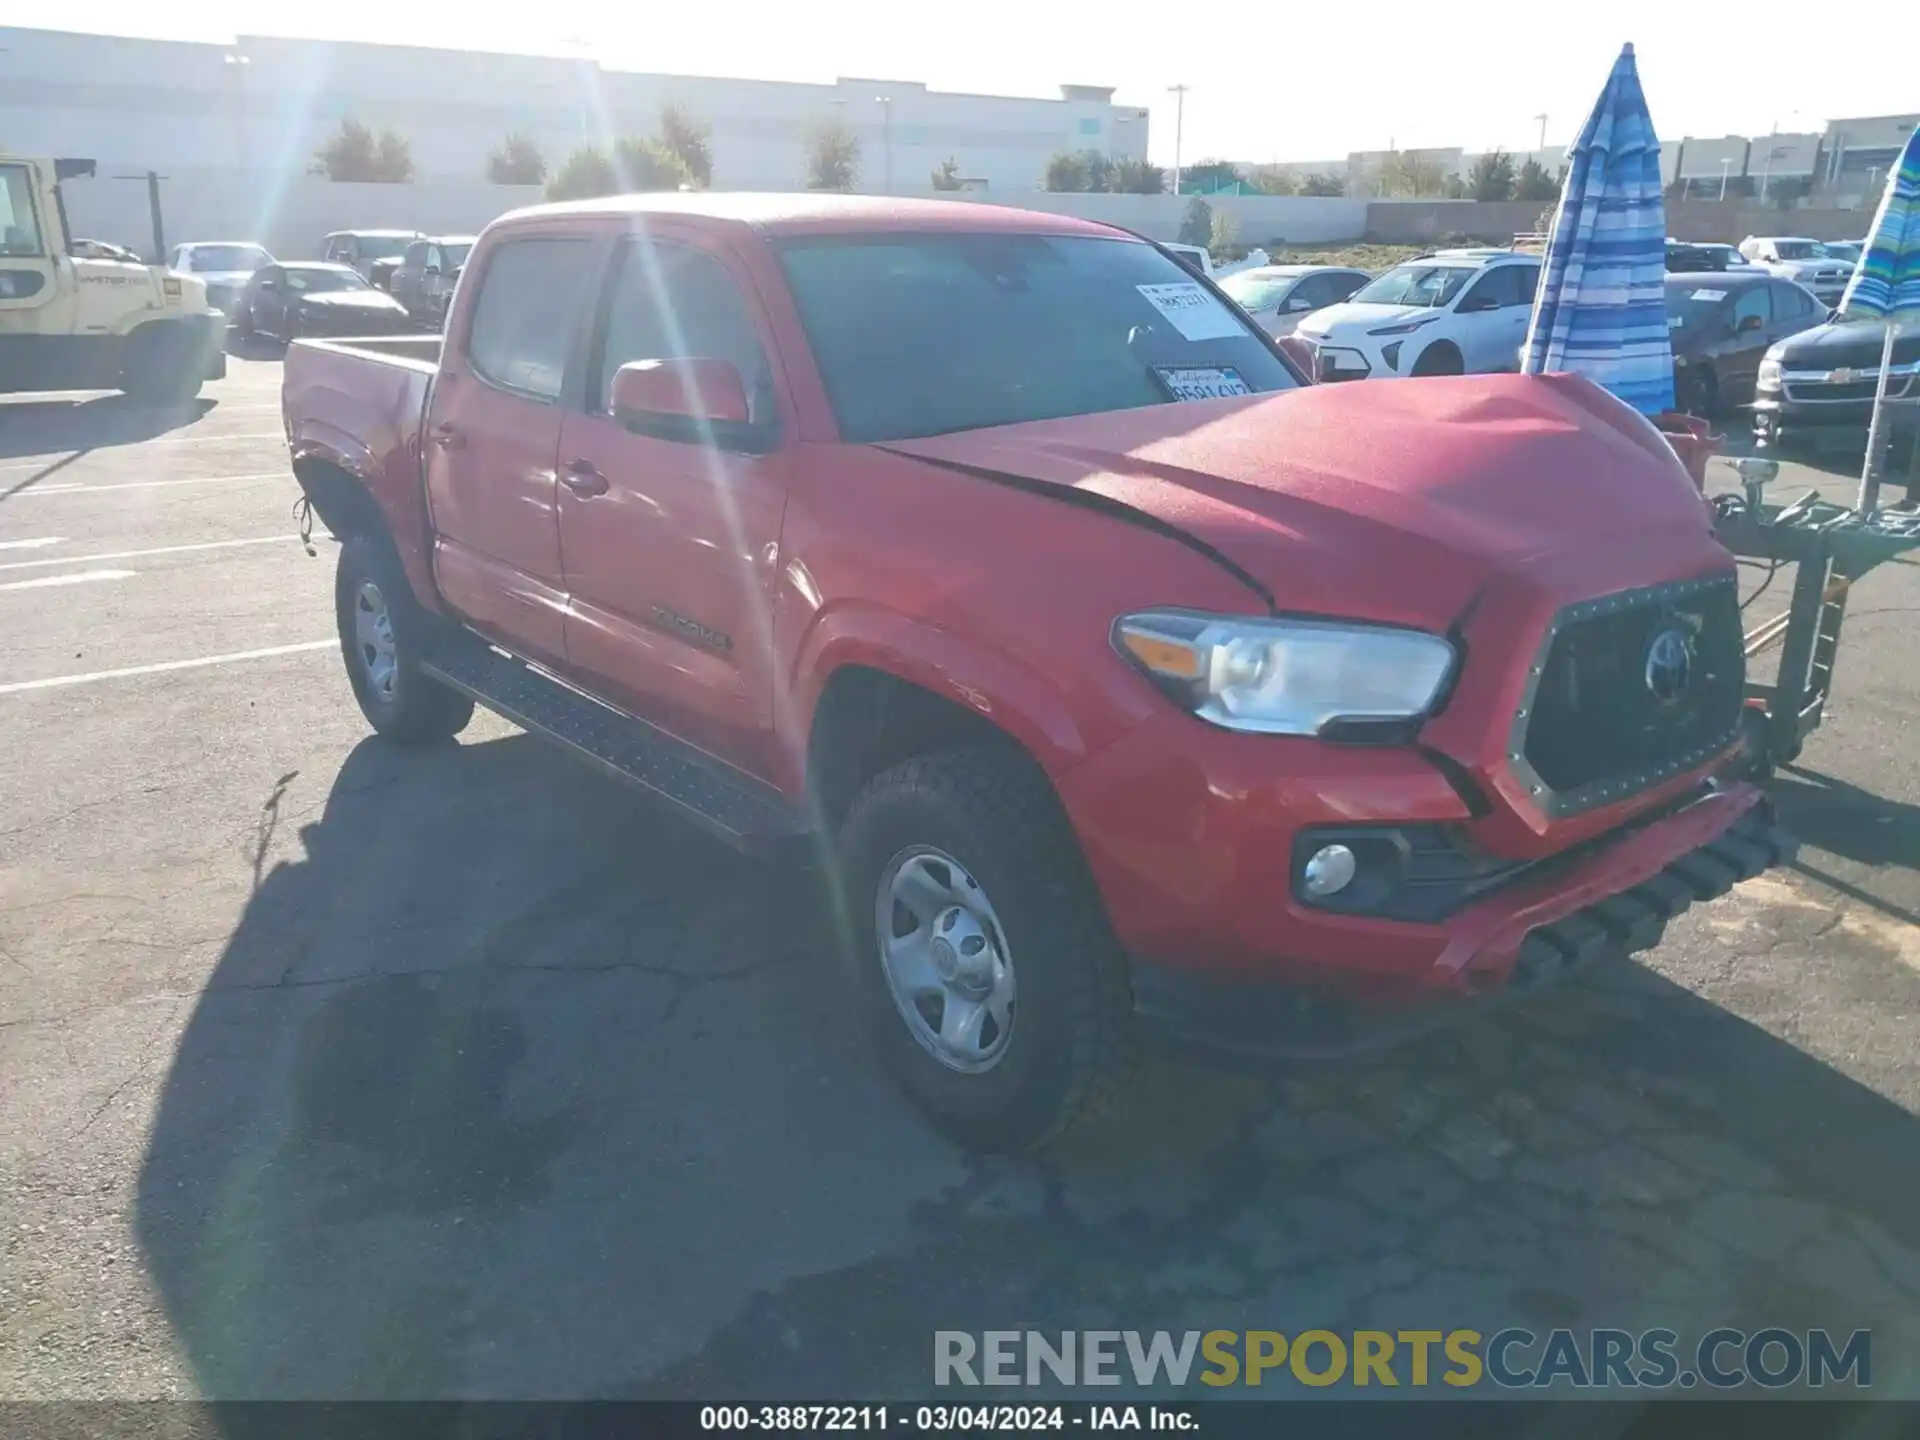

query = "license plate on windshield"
1155;366;1252;402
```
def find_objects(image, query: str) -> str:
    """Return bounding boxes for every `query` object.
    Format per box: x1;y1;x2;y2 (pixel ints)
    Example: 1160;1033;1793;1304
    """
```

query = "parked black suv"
1753;320;1920;448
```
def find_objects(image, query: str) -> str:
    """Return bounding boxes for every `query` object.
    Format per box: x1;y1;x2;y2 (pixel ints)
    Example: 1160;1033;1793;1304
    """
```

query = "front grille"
1509;575;1743;817
1783;372;1914;404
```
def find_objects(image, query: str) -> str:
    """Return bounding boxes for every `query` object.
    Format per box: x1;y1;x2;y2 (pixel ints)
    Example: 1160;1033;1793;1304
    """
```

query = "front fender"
788;602;1116;792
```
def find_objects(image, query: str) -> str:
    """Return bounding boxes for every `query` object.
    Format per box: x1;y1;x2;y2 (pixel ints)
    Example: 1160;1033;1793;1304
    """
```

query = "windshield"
1220;274;1295;310
187;245;269;273
355;236;413;261
1350;264;1476;308
443;243;473;268
776;233;1298;443
1823;242;1860;262
284;268;370;294
1773;241;1826;260
1667;284;1734;335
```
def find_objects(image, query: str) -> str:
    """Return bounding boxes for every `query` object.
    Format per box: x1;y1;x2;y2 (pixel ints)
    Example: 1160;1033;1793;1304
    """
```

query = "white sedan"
1219;265;1371;338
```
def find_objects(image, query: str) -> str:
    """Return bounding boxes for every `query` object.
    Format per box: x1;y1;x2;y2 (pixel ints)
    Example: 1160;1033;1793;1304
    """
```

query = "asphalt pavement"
1;356;1917;1406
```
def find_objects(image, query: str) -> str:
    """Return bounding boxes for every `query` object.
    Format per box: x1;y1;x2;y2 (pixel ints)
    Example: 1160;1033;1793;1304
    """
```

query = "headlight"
1113;609;1457;736
1757;356;1783;390
1367;316;1437;337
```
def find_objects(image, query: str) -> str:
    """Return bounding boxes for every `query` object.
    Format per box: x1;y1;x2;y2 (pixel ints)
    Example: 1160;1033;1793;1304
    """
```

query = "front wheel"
836;745;1136;1152
1410;342;1465;376
335;532;474;744
1679;365;1718;419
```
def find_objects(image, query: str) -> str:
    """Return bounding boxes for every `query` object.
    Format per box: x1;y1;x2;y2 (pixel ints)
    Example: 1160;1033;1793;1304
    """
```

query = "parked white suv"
1293;250;1541;381
1737;237;1851;306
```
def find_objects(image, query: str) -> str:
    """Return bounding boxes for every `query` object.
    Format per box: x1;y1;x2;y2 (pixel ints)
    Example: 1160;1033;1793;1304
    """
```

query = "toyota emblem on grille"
1644;627;1694;703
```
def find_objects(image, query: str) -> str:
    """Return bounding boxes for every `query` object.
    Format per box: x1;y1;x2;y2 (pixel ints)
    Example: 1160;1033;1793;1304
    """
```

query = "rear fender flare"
289;442;444;614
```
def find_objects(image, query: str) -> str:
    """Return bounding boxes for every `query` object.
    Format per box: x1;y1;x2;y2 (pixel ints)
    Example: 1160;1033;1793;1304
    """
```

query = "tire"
334;531;474;745
1410;343;1464;376
120;326;205;403
836;744;1136;1152
233;304;254;339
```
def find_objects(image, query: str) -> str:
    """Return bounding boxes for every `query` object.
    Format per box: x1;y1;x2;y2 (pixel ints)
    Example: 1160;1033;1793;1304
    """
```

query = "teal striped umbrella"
1838;121;1920;510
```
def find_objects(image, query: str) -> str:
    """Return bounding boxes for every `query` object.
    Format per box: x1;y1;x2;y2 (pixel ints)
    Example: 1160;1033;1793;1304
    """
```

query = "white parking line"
0;537;65;551
13;472;285;496
0;640;334;695
0;434;285;475
0;535;293;572
0;569;137;592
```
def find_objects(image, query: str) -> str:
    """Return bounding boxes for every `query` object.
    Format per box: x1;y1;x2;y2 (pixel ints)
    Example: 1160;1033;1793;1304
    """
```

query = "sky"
19;2;1916;165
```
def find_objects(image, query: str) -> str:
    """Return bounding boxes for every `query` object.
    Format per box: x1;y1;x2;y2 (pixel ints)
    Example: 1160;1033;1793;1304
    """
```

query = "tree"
1769;176;1813;212
1209;207;1238;255
1468;149;1516;202
1514;158;1559;202
486;132;546;186
657;103;713;188
1375;151;1447;198
1248;165;1296;196
311;118;415;182
1442;175;1468;200
804;118;859;191
1177;197;1213;248
1080;150;1117;193
1045;151;1089;192
545;146;620;202
614;135;694;191
931;157;964;190
1114;158;1166;194
1298;171;1347;197
1181;159;1242;194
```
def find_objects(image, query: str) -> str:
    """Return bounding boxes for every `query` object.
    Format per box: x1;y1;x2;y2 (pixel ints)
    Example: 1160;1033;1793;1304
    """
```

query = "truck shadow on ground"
0;393;216;465
134;735;1920;1405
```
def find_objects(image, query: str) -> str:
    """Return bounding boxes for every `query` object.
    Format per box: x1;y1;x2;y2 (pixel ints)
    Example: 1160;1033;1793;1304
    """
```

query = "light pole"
1167;84;1188;196
1718;156;1733;202
224;52;251;172
1533;113;1548;153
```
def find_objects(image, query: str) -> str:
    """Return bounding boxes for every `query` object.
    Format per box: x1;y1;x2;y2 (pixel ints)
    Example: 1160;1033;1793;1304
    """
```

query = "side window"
465;237;595;401
1289;275;1332;310
1328;271;1368;303
1771;283;1811;321
425;245;444;271
593;239;777;425
1512;265;1541;306
1458;266;1514;310
1730;285;1772;331
0;164;46;257
402;241;427;269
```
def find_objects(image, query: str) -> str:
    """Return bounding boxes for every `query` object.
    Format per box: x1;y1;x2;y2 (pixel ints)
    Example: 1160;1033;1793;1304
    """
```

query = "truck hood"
1771;319;1920;369
882;374;1721;630
1294;301;1442;342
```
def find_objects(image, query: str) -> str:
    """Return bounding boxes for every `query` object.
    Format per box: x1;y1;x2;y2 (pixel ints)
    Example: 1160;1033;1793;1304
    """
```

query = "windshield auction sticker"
1154;366;1252;401
1136;282;1245;342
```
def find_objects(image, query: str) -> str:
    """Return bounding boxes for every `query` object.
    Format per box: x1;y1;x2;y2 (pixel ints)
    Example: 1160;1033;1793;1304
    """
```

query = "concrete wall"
56;169;543;261
1363;198;1877;246
52;172;1372;260
0;25;1147;195
1663;203;1874;244
1363;200;1552;243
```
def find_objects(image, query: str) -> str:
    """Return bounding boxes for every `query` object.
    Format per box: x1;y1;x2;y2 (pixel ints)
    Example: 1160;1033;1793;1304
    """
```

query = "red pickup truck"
282;194;1790;1151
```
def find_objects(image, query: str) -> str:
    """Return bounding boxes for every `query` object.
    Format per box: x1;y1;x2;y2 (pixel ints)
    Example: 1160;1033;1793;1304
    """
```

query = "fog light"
1302;843;1358;898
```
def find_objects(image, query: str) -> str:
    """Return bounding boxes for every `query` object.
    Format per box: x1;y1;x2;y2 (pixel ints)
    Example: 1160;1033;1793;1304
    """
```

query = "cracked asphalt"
1;357;1917;1408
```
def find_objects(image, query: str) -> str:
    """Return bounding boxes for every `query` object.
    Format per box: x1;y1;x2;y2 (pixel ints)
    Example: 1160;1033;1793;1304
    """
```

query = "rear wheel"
335;532;474;744
120;325;206;403
836;745;1136;1152
1680;365;1719;419
1410;342;1464;376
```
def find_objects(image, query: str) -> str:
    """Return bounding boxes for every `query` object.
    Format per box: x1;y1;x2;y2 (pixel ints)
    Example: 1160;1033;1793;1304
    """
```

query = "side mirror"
1738;313;1764;333
1458;293;1497;313
611;358;766;449
423;264;440;276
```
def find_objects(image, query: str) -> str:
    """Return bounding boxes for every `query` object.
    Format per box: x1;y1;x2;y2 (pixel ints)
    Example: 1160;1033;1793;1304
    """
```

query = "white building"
0;26;1148;194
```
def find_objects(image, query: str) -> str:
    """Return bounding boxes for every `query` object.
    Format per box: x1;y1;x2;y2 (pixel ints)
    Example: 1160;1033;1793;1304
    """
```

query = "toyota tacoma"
280;194;1790;1150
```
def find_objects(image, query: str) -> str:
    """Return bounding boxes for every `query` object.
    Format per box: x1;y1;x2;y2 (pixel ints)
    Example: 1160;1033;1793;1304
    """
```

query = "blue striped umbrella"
1521;43;1672;416
1836;121;1920;510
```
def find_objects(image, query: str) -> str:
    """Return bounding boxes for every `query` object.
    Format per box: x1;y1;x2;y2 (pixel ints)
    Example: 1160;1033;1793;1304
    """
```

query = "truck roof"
497;191;1125;240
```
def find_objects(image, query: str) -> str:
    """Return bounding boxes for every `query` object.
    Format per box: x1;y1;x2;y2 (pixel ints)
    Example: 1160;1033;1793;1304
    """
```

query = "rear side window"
1731;285;1772;330
1771;282;1815;321
465;238;595;401
1327;271;1367;303
403;242;428;267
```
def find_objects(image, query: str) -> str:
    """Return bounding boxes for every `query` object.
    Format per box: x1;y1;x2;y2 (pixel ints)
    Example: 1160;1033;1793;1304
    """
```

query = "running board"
420;625;810;852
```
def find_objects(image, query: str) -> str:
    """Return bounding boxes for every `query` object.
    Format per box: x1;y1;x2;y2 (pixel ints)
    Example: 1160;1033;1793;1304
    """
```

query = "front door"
554;232;793;779
422;232;598;668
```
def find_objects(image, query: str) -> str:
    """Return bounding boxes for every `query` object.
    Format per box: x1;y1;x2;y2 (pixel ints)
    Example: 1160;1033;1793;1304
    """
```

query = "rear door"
553;228;794;778
249;265;288;336
423;228;601;667
394;240;428;314
1719;283;1774;397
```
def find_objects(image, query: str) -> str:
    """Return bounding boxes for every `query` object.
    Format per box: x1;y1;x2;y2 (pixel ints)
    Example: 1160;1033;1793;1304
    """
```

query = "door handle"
561;460;609;498
429;423;465;450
